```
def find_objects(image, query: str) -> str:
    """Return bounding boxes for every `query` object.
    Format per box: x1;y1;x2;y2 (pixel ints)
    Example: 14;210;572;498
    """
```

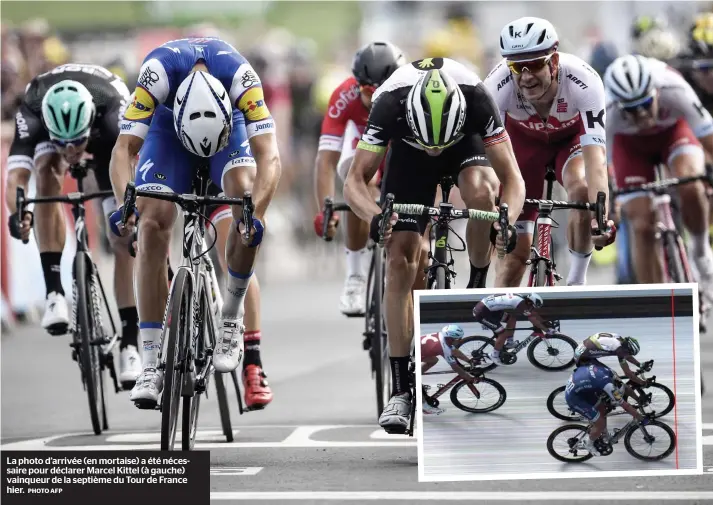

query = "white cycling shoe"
379;392;411;433
213;318;245;373
576;437;600;456
119;345;142;390
339;275;366;316
423;401;445;415
41;292;70;336
129;367;163;408
489;350;503;365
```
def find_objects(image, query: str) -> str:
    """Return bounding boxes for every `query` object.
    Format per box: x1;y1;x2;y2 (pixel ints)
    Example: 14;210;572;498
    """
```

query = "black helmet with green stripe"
405;68;466;149
41;80;96;142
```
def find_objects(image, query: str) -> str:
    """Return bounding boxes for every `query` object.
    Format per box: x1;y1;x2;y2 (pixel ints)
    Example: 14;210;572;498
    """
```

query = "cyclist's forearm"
486;140;525;223
450;363;473;382
451;348;470;363
344;164;381;222
314;150;339;209
621;401;643;421
583;145;609;219
6;168;31;214
109;144;135;204
253;155;282;219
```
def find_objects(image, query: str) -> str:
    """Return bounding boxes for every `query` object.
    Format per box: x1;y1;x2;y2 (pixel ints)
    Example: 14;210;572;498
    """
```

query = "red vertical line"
671;289;679;469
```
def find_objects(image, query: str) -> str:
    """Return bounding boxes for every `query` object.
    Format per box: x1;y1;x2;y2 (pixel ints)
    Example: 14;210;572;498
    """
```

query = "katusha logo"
328;85;360;119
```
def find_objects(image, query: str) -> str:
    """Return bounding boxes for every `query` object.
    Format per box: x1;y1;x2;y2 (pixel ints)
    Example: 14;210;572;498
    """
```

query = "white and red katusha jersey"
484;52;606;147
318;76;370;152
605;57;713;138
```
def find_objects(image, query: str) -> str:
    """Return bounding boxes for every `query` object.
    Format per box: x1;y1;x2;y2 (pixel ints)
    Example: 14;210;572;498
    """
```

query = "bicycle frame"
427;177;458;289
422;370;487;402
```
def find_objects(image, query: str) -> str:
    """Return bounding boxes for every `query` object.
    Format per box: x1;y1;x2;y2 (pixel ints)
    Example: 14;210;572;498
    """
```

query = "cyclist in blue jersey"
108;37;282;408
565;363;648;456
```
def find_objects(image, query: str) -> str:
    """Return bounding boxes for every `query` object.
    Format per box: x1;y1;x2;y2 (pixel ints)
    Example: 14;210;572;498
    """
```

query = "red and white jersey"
318;76;369;153
605;57;713;139
484;52;606;147
420;333;455;365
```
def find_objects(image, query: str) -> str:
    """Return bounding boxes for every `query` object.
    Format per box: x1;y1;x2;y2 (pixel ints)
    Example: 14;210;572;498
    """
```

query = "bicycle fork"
527;206;561;286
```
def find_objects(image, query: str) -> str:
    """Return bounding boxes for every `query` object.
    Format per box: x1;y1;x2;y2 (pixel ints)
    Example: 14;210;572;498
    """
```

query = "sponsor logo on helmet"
413;58;443;70
124;87;155;121
239;87;270;122
15;111;29;139
328;84;360;119
138;65;160;90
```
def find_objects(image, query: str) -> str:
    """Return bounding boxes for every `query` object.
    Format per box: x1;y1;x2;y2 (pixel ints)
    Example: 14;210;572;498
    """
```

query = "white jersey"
481;293;527;313
605;57;713;139
483;52;606;147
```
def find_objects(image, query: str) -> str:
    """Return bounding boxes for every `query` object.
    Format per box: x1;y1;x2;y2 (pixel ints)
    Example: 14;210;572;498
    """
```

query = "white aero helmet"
173;71;232;157
500;17;559;58
525;293;543;308
440;324;464;339
604;54;654;105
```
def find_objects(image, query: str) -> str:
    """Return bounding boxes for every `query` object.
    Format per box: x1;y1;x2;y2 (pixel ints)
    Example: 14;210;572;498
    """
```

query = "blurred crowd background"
1;1;713;321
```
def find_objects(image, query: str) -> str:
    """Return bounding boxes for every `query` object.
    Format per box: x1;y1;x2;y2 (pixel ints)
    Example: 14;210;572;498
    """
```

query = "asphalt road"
420;317;697;479
1;251;713;504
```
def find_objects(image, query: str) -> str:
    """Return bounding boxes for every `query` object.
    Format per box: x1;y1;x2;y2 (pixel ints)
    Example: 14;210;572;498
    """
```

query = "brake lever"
16;187;29;244
498;203;509;259
378;193;395;247
322;196;334;242
242;191;254;243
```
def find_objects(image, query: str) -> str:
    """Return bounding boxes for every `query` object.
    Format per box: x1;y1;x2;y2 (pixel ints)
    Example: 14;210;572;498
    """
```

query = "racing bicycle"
321;197;390;420
546;363;675;422
546;388;676;462
524;164;607;287
454;323;577;373
422;366;507;414
121;168;251;451
16;160;122;435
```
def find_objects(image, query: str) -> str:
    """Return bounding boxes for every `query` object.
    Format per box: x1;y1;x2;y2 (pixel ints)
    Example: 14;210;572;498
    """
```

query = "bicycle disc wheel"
624;420;676;461
74;252;103;435
546;424;594;463
450;378;507;413
626;383;675;419
455;336;497;372
527;334;577;371
161;268;192;451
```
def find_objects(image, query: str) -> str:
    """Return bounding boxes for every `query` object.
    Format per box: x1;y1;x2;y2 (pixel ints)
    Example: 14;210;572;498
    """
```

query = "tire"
546;386;581;421
160;268;192;451
213;372;234;442
368;249;389;420
663;233;686;283
74;252;103;435
546;424;594;463
624;419;676;461
626;383;675;419
534;259;549;287
455;336;497;372
450;378;507;413
527;334;577;371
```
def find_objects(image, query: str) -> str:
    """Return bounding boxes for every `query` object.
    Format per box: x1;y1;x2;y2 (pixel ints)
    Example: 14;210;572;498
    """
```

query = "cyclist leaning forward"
109;36;281;409
483;17;616;288
344;56;527;433
4;63;143;389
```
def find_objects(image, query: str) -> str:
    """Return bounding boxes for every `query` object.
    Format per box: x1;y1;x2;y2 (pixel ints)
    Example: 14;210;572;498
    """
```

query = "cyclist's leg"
665;121;713;290
7;104;70;333
376;144;439;430
96;158;141;389
336;122;375;315
612;133;662;284
557;141;594;286
129;107;189;404
452;135;498;289
566;392;605;450
212;111;268;373
490;313;515;363
493;128;553;287
421;356;438;374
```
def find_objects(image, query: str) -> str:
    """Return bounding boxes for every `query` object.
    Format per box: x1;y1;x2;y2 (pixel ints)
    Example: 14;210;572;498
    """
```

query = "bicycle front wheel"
450;378;507;413
626;383;675;419
74;252;103;435
369;248;390;420
527;334;577;371
160;268;192;451
663;233;686;283
624;420;676;461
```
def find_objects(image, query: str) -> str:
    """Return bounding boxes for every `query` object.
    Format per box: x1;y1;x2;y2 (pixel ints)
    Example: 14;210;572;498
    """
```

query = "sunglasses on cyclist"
414;133;464;152
506;54;554;75
620;94;655;114
50;132;90;148
692;59;713;71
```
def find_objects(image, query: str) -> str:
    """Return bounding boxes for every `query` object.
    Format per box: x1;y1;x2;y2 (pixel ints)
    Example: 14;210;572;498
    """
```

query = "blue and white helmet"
440;324;464;339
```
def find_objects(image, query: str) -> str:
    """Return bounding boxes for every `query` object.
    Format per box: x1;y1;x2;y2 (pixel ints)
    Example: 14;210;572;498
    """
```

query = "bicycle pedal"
344;312;365;319
132;399;158;410
362;337;371;351
382;425;408;436
46;323;69;337
554;273;562;281
120;380;136;391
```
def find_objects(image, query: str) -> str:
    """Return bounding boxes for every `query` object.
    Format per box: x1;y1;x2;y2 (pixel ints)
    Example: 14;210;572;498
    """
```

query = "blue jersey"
565;363;624;405
120;37;274;141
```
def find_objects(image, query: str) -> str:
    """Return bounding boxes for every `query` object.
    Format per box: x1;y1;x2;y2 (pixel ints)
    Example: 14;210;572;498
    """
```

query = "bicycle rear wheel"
455;336;497;372
527;334;577;371
546;386;580;421
663;232;686;283
161;268;192;451
213;372;234;442
546;424;594;463
74;252;103;435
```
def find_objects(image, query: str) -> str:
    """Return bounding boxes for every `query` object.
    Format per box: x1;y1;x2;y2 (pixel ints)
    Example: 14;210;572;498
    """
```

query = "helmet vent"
204;111;217;118
536;30;547;45
189;112;201;120
526;22;535;34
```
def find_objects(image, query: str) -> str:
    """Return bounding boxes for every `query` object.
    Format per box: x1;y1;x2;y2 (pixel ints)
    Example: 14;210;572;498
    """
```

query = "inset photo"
415;284;702;482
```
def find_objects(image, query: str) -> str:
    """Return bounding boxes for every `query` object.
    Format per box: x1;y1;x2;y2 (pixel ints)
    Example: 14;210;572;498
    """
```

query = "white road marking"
209;491;713;501
106;430;237;443
210;467;262;476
